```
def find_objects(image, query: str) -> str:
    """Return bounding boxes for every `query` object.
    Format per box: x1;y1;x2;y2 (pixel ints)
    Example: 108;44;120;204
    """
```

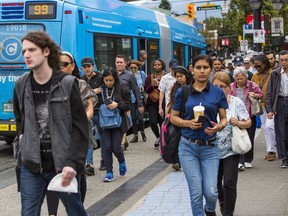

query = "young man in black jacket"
80;57;105;172
14;31;88;216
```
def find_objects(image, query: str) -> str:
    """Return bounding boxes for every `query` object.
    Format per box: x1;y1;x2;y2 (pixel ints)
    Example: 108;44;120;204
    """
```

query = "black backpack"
160;85;190;164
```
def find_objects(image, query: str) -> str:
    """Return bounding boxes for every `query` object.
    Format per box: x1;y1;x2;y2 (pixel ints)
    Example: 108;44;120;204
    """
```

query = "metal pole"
253;7;262;52
243;24;246;56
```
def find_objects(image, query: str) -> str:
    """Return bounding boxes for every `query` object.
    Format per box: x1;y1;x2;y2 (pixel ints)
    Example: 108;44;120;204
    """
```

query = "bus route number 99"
26;2;56;19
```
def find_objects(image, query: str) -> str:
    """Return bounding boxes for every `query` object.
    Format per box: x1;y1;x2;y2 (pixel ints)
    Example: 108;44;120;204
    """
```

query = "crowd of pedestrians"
13;30;288;216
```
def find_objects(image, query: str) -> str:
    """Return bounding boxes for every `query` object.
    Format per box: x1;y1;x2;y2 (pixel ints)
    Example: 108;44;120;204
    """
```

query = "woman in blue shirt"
171;55;228;216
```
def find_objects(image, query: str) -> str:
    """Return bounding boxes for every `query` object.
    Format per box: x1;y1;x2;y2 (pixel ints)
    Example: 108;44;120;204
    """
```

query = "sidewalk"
124;129;288;216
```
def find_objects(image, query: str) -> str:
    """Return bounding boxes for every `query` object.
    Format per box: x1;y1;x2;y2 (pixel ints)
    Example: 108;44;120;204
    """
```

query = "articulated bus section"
0;0;206;143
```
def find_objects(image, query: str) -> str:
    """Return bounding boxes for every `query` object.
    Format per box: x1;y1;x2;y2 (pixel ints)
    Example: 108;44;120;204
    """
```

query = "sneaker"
281;159;288;168
85;164;95;176
99;159;106;171
264;154;268;160
103;171;114;182
172;163;181;171
119;161;127;176
154;137;160;148
267;152;276;161
238;163;245;171
244;162;252;168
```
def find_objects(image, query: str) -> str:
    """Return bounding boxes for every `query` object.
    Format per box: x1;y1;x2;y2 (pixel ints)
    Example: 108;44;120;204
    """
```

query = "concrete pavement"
123;129;288;216
1;128;288;215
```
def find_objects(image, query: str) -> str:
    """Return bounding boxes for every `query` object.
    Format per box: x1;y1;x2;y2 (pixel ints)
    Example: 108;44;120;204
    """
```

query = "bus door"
147;39;159;75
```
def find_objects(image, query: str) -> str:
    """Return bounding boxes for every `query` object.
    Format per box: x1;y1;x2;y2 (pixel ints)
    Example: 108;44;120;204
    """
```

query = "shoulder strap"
180;85;190;118
249;81;252;92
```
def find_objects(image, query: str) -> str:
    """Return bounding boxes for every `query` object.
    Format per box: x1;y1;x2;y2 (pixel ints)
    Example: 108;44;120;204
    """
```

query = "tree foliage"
203;0;288;52
158;0;171;11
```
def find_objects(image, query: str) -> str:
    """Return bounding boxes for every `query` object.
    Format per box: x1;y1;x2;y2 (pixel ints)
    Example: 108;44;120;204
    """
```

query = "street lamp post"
249;0;263;52
249;0;288;52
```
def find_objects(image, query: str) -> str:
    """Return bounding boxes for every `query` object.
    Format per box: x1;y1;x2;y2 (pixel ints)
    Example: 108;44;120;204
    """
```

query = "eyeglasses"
254;64;263;69
60;62;72;68
280;59;288;63
214;84;227;89
130;67;138;70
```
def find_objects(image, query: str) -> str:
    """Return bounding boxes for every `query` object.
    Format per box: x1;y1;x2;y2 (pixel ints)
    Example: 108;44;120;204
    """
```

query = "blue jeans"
20;165;87;216
178;136;220;215
86;147;94;165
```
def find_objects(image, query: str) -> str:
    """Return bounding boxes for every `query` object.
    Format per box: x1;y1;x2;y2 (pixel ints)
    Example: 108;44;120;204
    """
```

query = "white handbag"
231;98;252;154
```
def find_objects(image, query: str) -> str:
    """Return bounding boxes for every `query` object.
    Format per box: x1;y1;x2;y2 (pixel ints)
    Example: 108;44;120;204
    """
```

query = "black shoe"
219;202;225;215
99;160;106;171
130;135;138;143
85;164;95;176
141;131;147;142
154;137;160;148
281;159;288;168
204;208;216;216
124;142;129;151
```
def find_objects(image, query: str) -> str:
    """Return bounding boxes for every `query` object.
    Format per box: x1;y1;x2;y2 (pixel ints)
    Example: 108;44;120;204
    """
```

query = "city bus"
0;0;206;143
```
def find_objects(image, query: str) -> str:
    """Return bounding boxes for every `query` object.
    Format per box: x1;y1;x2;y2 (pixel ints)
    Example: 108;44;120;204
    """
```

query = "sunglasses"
130;67;138;70
254;64;263;69
60;62;72;68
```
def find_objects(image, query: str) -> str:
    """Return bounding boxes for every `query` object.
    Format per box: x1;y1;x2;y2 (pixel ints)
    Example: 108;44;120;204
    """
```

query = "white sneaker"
238;163;245;171
244;162;252;168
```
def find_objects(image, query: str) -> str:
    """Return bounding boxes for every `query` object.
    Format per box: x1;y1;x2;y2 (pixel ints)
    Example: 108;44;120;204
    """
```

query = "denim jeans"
86;147;94;165
178;136;220;216
20;165;87;216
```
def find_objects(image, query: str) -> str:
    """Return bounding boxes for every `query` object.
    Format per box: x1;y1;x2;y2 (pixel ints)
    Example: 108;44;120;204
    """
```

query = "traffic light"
187;3;195;20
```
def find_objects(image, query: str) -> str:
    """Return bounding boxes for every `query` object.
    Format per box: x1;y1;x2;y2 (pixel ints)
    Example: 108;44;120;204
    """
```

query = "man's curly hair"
21;31;61;69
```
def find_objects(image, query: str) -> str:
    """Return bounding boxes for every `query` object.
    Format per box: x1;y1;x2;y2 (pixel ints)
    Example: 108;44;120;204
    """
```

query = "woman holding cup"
170;54;228;216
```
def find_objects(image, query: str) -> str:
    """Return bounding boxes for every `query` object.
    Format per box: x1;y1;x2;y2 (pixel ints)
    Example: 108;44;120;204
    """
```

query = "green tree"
159;0;171;11
203;0;288;52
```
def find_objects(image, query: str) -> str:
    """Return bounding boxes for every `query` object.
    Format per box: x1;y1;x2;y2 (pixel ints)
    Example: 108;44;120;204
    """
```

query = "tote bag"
99;89;122;129
99;104;122;129
248;82;263;116
231;98;252;154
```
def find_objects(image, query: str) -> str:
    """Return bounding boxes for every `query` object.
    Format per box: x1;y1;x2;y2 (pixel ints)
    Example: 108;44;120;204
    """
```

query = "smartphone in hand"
197;116;212;128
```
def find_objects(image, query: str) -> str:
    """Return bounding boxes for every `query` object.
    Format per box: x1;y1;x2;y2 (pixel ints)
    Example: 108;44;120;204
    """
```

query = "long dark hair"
22;31;61;69
60;51;80;78
254;54;270;72
168;66;193;110
102;69;123;101
151;58;166;72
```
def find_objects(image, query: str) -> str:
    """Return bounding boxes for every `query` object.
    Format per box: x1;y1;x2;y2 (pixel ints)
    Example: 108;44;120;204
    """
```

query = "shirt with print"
217;96;250;159
158;73;176;106
31;75;54;172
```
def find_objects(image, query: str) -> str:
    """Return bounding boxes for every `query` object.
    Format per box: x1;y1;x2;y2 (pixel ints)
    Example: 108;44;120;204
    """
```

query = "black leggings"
240;116;256;163
130;103;144;135
148;104;163;138
101;127;125;172
47;174;86;215
217;154;240;216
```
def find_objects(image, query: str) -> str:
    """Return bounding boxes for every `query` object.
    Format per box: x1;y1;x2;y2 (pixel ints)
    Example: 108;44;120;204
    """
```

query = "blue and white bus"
0;0;206;143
